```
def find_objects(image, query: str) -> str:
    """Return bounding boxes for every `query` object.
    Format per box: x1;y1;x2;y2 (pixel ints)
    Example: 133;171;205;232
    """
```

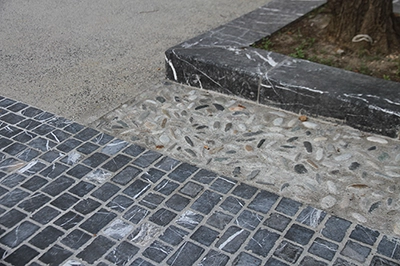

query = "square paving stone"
370;256;400;266
54;211;84;230
192;169;218;184
61;229;92;249
341;240;371;263
41;175;75;196
102;219;134;241
101;139;129;155
274;240;304;264
92;132;113;145
176;210;204;230
149;208;177;226
215;226;250;254
0;98;16;107
107;195;135;212
0;113;25;124
191;190;222;215
309;237;339;261
265;258;290;266
79;209;117;234
50;193;79;211
0;126;22;138
18;192;50;212
123;205;150;224
7;102;27;112
246;228;280;257
40;162;69;179
56;138;82;152
123;179;150;199
132;150;162;168
17;148;40;163
154;179;179;195
64;122;85;134
29;226;64;249
333;258;358;266
34;111;54;121
21;106;42;117
141;168;165;183
190;225;219;246
143;240;173;263
74;198;101;215
140;193;165;209
264;212;292;232
0;138;12;149
299;256;328;266
74;128;99;141
17;119;41;130
248;190;279;214
377;235;400;260
31;206;61;224
167;241;205;266
285;223;314;245
123;144;146;157
232;183;258;199
66;164;92;179
233;252;262;266
77;235;116;264
321;216;352;242
210;176;236;194
82;152;110;168
112;165;142;185
28;137;56;152
0;209;27;228
220;196;245;214
39;245;72;265
4;244;39;266
32;124;55;135
159;225;189;246
276;197;302;216
350;224;380;246
163;161;198;182
130;258;155;266
76;142;100;154
3;142;27;156
179;181;203;197
166;194;190;211
106;241;140;265
101;154;132;172
46;129;71;143
199;250;229;266
296;206;326;228
0;173;26;188
206;211;233;230
154;156;180;171
69;181;96;197
92;182;120;201
236;210;263;230
13;131;37;143
0;221;40;248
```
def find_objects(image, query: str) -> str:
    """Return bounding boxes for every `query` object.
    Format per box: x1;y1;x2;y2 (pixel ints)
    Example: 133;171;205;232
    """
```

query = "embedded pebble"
349;162;361;171
213;121;221;129
352;213;367;223
287;137;298;142
326;181;337;194
247;170;260;180
302;121;318;129
303;141;312;153
213;103;225;111
185;136;194;147
233;167;241;176
334;153;352;161
225;123;232;132
245;145;253;152
257;139;266;148
273;118;283;126
321;196;337;209
238;124;246;131
367;136;388;144
159;134;170;144
294;164;308;174
315;148;323;161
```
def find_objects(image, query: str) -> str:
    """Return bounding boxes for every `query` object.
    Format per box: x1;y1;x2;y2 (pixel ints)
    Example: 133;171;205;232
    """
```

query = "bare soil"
253;5;400;82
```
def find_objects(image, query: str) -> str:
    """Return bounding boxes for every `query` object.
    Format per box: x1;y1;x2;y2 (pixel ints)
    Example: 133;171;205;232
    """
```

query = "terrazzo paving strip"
0;91;399;265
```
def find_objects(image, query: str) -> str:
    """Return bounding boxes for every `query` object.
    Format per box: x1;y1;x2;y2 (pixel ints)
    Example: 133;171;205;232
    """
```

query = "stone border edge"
165;0;400;138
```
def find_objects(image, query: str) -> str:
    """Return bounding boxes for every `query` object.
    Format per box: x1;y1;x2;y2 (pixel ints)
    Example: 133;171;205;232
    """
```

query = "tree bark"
326;0;400;54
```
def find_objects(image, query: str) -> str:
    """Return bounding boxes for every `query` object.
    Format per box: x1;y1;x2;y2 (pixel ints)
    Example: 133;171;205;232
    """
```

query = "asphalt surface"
0;0;268;125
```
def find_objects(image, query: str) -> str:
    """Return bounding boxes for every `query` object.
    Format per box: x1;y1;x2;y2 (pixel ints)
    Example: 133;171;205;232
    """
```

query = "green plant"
262;39;273;50
290;47;306;59
383;75;391;80
359;63;371;75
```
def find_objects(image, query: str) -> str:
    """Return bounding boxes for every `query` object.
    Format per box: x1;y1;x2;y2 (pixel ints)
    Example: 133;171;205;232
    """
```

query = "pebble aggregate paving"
0;87;400;265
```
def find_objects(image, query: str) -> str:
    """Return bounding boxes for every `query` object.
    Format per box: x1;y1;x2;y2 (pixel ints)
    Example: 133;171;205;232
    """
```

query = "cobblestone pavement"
1;87;400;266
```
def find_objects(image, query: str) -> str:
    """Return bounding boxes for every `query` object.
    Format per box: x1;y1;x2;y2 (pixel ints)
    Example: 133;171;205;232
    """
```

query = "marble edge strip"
164;0;400;138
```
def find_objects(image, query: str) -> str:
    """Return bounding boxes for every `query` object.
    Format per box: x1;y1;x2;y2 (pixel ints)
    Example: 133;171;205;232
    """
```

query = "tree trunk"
326;0;400;54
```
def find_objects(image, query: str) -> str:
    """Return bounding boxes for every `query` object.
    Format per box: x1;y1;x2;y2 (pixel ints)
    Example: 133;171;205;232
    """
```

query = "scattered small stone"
184;136;194;147
225;123;232;132
294;164;308;174
281;145;296;149
299;115;308;122
287;137;298;143
349;162;361;171
174;96;181;102
233;167;241;176
247;170;260;180
367;136;388;144
245;145;253;152
303;141;312;153
257;139;266;148
195;105;209;110
213;103;224;111
196;125;208;130
156;96;166;103
368;201;381;213
368;146;376;151
321;196;337;209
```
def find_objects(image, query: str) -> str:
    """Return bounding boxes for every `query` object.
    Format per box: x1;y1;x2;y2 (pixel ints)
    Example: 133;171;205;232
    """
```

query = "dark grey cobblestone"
0;96;399;266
